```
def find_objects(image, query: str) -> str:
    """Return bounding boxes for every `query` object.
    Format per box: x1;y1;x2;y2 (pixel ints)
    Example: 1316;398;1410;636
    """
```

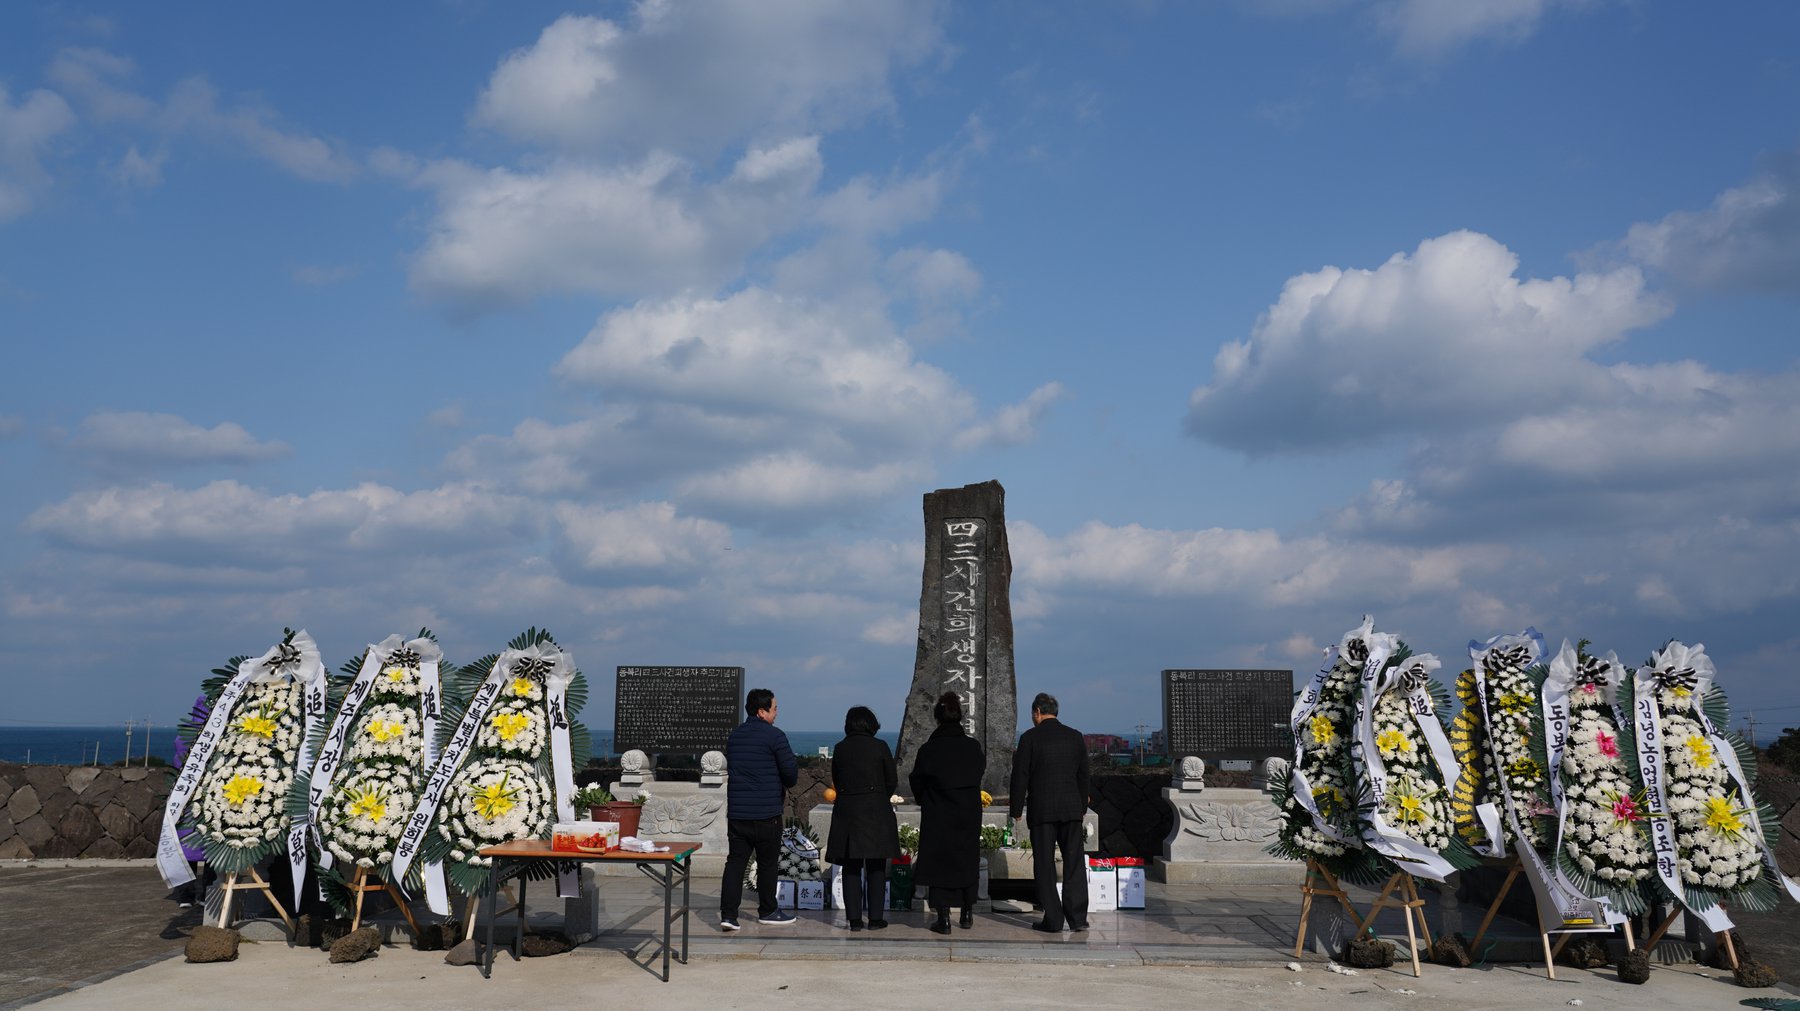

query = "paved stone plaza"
5;861;1798;1009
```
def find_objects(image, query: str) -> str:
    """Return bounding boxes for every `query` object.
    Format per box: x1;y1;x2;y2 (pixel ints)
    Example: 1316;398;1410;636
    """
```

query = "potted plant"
573;785;649;840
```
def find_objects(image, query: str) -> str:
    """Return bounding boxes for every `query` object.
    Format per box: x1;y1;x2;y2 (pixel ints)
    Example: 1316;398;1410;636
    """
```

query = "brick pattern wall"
0;763;169;859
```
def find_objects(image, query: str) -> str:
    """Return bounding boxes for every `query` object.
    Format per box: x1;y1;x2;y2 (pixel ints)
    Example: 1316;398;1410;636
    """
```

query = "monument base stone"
1154;786;1303;885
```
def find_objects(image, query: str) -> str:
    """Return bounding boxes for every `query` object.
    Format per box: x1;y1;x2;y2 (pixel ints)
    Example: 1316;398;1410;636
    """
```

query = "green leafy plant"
572;785;613;810
896;822;920;857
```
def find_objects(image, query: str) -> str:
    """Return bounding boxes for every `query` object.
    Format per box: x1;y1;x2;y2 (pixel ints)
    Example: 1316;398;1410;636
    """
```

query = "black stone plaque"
614;666;744;754
1162;669;1293;761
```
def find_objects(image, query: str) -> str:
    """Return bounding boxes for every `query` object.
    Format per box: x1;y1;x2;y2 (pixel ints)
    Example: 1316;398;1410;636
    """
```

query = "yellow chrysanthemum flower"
979;790;993;807
1506;757;1543;781
223;774;264;806
1312;784;1345;816
1309;713;1337;746
368;719;404;743
472;779;517;820
236;714;277;739
1703;796;1745;838
384;665;409;682
510;677;534;697
1686;735;1715;769
348;788;387;822
1497;692;1531;715
1376;728;1412;755
492;712;531;741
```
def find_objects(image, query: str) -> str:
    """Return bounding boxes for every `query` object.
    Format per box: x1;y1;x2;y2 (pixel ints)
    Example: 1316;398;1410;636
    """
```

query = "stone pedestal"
1153;786;1303;884
596;778;729;878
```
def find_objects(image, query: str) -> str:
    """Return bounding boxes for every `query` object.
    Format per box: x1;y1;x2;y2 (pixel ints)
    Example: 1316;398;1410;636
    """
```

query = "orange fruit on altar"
823;787;838;803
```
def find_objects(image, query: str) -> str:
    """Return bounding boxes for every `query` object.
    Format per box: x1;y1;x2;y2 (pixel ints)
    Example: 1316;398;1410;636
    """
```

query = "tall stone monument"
895;480;1017;796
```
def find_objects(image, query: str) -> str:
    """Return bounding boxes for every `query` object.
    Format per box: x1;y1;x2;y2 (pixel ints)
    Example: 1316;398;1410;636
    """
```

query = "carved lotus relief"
1181;801;1280;843
640;796;723;836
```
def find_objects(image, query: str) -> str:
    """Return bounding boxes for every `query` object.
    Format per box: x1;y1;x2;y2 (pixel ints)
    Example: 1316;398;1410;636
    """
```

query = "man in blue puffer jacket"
719;687;799;930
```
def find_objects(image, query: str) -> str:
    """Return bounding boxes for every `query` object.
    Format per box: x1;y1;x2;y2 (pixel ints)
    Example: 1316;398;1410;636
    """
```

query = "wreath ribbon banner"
394;674;503;914
1542;641;1628;925
1630;664;1733;932
1353;654;1457;881
157;667;258;891
1470;630;1610;934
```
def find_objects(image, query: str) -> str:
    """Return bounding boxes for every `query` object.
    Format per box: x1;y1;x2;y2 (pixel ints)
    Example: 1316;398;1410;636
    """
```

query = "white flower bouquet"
194;680;302;857
1632;641;1794;916
1546;640;1654;913
319;763;420;868
1268;617;1389;884
1452;630;1551;856
1355;652;1476;880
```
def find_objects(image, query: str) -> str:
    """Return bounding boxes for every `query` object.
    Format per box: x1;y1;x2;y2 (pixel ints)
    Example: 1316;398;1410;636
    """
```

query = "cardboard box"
1114;857;1146;909
777;879;798;909
551;820;619;854
1087;857;1118;912
796;879;826;910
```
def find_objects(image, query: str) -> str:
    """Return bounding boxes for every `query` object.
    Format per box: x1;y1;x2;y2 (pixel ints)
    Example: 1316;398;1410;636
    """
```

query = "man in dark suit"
1008;692;1091;932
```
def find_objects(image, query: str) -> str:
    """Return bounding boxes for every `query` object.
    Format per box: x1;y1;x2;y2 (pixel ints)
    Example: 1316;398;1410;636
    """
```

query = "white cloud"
405;140;820;305
47;47;358;184
677;453;928;513
69;411;290;467
472;2;944;158
554;501;732;571
557;287;974;444
0;86;77;222
1185;230;1669;452
952;382;1068;451
1615;146;1800;295
113;144;166;188
1374;0;1584;57
26;480;542;562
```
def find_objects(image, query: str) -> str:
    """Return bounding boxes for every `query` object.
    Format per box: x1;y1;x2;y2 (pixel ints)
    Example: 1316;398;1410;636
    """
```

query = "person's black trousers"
1030;820;1087;929
721;816;783;919
839;857;887;920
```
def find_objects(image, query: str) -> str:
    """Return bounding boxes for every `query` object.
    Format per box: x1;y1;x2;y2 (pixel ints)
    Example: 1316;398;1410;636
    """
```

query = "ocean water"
0;725;893;766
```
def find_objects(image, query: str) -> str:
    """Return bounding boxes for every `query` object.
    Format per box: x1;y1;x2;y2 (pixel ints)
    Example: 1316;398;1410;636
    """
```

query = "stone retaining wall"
0;763;168;859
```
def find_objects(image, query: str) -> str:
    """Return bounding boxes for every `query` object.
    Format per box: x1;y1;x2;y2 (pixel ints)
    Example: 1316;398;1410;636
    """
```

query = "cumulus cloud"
554;501;732;572
1373;0;1590;57
1614;145;1800;295
472;1;943;158
677;453;929;513
952;382;1068;451
405;139;821;305
1185;230;1669;453
69;412;290;468
47;47;357;184
26;480;542;563
0;86;77;222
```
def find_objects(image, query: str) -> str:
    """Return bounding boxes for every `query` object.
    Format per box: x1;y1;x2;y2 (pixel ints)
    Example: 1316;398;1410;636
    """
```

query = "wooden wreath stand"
460;885;524;941
1355;871;1432;977
1292;860;1362;958
1467;857;1637;980
346;866;422;935
1641;905;1737;970
215;866;293;930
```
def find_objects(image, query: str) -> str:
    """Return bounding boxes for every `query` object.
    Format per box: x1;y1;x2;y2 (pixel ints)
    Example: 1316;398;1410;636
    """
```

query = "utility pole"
124;719;135;769
143;719;153;766
1134;723;1149;766
1743;713;1758;749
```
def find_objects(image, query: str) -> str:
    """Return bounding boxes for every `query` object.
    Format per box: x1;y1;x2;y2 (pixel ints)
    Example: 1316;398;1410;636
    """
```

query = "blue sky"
4;1;1799;741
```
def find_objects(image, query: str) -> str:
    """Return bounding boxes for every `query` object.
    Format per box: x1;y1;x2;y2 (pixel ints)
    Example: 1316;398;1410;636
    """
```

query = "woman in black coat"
824;706;900;931
907;692;986;934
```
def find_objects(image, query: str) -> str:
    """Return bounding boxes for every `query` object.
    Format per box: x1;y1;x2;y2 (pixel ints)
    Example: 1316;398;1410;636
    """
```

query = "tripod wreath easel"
1640;905;1736;971
215;865;294;931
1353;870;1432;977
1466;856;1636;980
1292;859;1363;958
345;866;423;934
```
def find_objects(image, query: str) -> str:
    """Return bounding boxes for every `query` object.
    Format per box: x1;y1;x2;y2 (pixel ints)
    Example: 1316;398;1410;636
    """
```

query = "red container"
590;802;643;840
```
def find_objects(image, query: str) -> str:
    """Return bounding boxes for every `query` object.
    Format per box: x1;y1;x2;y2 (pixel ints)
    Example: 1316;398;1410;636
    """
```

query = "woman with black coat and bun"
907;692;986;934
824;706;901;931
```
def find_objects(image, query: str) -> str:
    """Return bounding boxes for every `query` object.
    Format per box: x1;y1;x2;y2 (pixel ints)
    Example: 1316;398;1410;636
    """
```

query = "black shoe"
930;916;952;935
867;918;888;930
1032;921;1062;933
848;919;864;932
1069;921;1088;931
959;910;974;929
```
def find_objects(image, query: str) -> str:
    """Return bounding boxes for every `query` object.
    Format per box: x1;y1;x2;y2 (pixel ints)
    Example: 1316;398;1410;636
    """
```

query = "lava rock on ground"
444;939;480;966
1557;936;1611;968
1428;932;1472;967
1617;947;1651;984
1346;936;1396;968
1734;958;1780;988
185;925;240;963
327;926;382;964
520;932;574;957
